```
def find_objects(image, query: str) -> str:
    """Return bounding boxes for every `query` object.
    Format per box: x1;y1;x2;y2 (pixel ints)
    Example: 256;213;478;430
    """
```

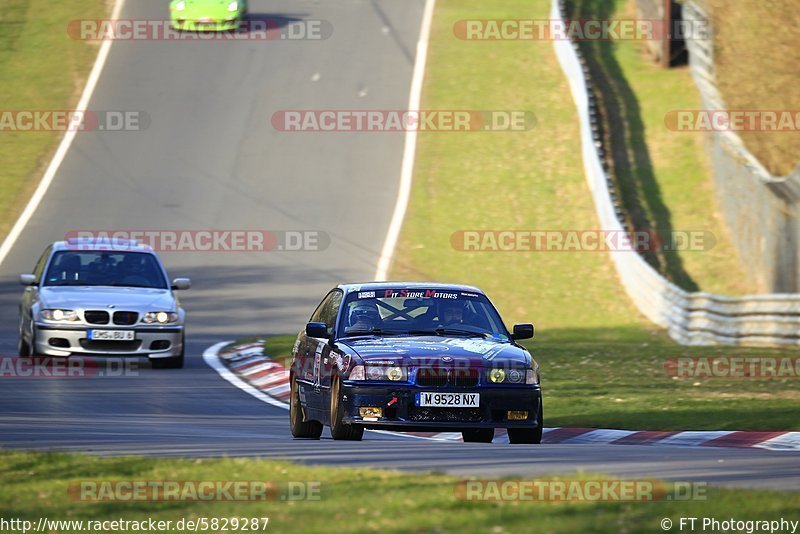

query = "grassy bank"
710;0;800;177
2;452;799;533
0;0;107;238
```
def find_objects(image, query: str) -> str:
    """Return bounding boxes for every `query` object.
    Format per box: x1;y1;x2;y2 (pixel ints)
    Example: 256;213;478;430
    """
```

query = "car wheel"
507;403;543;444
289;376;322;439
462;429;494;443
329;376;363;441
151;335;184;369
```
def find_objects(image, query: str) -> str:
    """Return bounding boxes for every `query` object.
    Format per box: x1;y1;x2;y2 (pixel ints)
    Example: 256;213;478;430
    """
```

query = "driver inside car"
346;302;382;333
438;300;466;327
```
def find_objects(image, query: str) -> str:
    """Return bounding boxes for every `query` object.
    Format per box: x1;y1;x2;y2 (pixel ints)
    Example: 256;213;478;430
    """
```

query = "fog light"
507;411;528;420
359;407;382;420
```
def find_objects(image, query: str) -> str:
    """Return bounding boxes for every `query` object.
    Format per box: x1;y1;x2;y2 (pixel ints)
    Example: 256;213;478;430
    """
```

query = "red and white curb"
204;341;800;451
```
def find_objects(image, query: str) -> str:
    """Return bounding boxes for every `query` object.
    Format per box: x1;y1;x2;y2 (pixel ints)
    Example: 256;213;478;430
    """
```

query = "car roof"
52;238;156;253
337;281;484;294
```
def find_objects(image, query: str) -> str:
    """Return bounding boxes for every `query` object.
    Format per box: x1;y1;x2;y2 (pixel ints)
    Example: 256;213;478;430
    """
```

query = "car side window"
32;246;52;283
310;292;334;323
321;291;343;333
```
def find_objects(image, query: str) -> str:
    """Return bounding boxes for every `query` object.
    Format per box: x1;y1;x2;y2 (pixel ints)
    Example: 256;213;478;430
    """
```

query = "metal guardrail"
551;0;800;346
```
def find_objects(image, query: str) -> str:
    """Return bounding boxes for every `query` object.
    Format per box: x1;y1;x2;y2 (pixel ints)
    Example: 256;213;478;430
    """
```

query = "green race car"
169;0;247;32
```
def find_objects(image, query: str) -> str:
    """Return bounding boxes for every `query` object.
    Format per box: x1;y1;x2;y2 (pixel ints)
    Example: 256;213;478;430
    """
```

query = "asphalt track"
0;0;798;492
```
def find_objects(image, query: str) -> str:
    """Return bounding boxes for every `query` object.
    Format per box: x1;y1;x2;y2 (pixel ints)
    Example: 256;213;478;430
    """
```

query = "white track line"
374;0;436;281
203;342;290;411
0;0;127;267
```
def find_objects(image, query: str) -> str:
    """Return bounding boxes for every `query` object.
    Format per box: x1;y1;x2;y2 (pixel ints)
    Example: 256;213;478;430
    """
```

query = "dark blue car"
289;283;542;443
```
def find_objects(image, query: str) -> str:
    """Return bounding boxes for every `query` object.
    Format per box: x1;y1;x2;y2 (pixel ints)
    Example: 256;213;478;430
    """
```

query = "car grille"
407;407;483;423
453;369;479;388
416;367;480;388
79;339;142;352
417;367;448;387
113;311;139;325
84;311;110;324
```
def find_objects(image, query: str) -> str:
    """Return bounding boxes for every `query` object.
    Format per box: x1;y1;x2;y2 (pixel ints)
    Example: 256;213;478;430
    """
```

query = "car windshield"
338;288;510;339
43;251;167;289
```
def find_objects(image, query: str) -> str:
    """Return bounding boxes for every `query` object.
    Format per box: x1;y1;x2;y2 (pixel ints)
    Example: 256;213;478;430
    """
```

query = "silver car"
18;238;190;369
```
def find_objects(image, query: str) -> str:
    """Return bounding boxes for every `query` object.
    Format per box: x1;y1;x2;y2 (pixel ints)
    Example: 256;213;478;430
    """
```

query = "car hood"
39;287;175;311
339;336;532;368
179;0;241;17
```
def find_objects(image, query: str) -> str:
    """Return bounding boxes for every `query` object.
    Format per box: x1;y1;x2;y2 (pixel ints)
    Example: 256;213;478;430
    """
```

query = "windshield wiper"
435;327;489;338
405;328;489;338
341;328;384;338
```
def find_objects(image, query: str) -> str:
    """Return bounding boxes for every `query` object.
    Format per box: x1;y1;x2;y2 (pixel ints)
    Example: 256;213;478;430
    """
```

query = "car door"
317;290;343;402
20;246;51;339
299;290;340;415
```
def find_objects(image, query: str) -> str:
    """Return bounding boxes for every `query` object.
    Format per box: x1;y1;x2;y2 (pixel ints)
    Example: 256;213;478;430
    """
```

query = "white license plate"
416;392;479;408
88;329;135;341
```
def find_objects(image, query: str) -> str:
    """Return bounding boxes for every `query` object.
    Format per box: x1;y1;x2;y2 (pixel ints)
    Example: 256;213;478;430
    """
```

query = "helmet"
439;300;465;325
349;303;381;328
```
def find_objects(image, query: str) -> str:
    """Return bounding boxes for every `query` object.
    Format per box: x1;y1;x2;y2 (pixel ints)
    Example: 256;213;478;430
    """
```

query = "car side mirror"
306;322;329;339
19;274;36;286
171;278;191;290
512;323;534;340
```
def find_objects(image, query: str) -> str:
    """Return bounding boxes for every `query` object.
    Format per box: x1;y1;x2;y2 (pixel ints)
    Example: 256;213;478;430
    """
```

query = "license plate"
88;329;135;341
415;392;479;408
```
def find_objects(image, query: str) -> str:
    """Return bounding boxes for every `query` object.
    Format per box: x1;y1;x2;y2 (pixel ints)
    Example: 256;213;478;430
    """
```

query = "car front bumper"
340;382;541;431
170;15;243;32
34;324;184;358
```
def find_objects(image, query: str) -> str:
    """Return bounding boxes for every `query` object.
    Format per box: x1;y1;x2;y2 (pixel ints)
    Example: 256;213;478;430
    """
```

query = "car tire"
329;376;363;441
151;335;184;369
507;403;543;444
289;376;322;439
462;429;494;443
18;317;32;357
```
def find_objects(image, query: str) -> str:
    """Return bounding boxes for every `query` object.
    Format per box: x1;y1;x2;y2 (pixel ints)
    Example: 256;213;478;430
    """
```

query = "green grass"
384;0;797;431
0;0;107;238
710;0;800;177
2;451;799;533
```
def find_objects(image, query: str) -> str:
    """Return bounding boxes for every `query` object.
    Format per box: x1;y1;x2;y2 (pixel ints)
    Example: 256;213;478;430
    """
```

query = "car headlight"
349;365;365;380
40;309;79;322
348;365;406;381
227;1;238;11
488;368;536;384
142;311;179;324
488;368;506;383
506;369;527;384
173;1;186;11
